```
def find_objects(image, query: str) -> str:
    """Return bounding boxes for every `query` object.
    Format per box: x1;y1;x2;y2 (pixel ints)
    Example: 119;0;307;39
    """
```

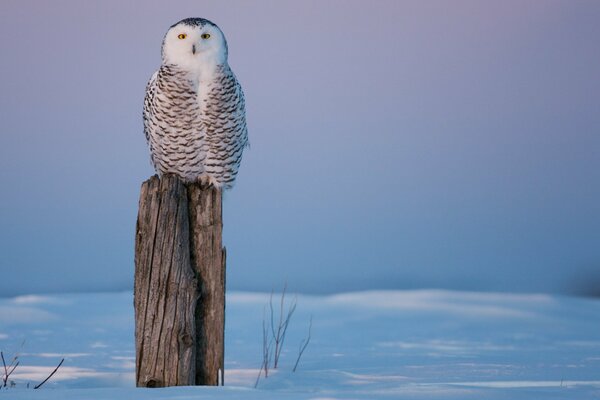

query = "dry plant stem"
0;352;18;388
270;285;297;369
1;351;7;387
293;316;313;372
254;359;263;388
2;343;25;387
262;308;272;378
255;307;273;388
254;351;270;388
6;362;19;384
34;358;64;389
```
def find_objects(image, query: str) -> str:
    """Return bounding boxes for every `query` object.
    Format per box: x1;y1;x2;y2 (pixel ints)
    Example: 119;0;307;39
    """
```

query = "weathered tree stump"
134;174;225;387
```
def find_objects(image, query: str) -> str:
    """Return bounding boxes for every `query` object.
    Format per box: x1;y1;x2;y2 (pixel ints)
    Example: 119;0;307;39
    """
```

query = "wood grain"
134;174;225;387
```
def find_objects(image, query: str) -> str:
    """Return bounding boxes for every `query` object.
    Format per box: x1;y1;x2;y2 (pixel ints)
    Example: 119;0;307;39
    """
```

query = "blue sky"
0;0;599;296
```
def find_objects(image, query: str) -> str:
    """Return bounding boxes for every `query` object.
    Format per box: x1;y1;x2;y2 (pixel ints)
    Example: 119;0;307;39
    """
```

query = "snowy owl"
143;18;248;189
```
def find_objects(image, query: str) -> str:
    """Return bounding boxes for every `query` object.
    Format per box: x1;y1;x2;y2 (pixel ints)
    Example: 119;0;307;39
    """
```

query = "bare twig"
1;351;7;387
270;284;297;369
254;360;262;388
2;341;25;388
269;290;275;347
293;315;312;372
6;361;19;383
254;346;271;389
263;310;271;378
255;306;274;388
34;358;64;389
0;352;18;388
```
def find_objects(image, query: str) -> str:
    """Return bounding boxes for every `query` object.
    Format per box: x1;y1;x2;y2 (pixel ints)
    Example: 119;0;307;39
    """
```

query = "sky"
0;0;599;297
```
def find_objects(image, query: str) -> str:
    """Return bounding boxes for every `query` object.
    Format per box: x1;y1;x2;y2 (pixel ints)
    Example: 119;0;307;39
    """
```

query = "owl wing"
143;71;159;168
202;69;249;187
223;72;249;161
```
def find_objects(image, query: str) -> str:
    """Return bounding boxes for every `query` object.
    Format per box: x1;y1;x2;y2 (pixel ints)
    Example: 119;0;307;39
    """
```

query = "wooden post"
134;174;225;387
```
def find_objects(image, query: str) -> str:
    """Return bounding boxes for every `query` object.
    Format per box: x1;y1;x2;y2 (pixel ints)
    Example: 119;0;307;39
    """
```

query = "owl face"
161;18;228;71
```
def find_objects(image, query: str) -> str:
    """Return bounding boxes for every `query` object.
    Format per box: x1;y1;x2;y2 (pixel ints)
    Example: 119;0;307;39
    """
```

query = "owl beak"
192;44;196;55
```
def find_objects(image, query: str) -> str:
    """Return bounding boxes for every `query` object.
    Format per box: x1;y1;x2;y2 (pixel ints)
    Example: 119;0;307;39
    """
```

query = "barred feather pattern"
143;63;248;189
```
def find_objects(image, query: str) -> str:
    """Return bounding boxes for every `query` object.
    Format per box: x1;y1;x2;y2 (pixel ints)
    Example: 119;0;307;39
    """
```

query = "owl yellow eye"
201;33;211;39
177;33;187;40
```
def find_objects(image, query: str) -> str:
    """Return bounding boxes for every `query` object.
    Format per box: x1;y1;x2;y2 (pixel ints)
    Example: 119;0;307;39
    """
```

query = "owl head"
161;18;229;70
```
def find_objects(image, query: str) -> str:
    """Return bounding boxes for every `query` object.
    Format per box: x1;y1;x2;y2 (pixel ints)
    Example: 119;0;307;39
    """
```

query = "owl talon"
198;176;213;190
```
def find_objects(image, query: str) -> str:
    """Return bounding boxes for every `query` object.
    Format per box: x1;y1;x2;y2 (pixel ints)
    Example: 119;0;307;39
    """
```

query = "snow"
1;290;600;399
